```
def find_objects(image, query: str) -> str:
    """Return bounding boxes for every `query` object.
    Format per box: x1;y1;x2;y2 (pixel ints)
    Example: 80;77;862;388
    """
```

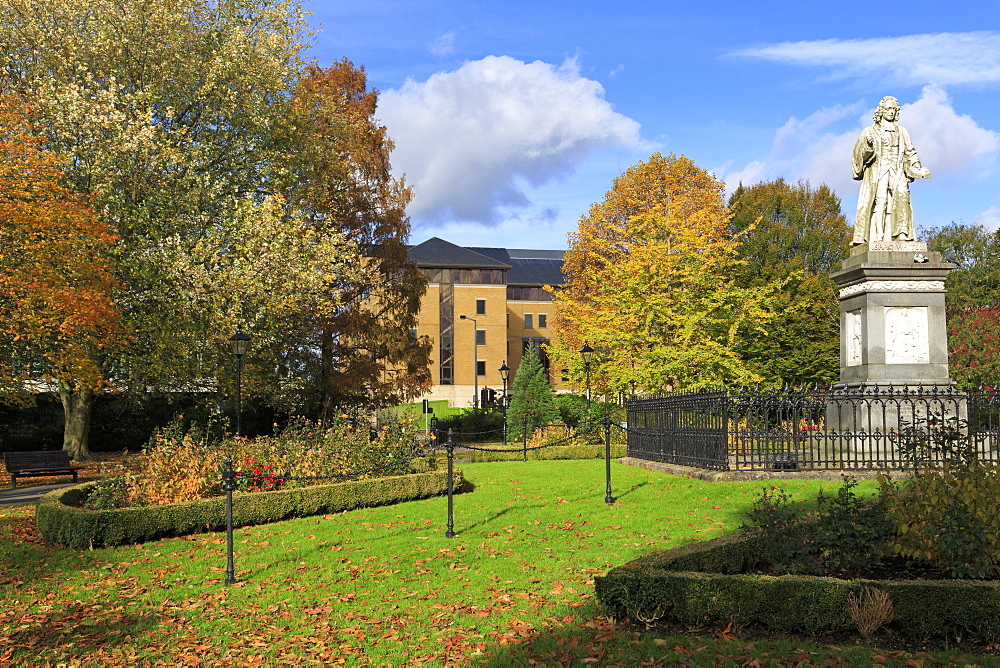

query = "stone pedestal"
827;241;959;464
830;241;954;387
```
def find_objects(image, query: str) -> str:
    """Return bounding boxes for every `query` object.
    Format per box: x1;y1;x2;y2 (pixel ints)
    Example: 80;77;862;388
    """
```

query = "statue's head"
873;96;900;122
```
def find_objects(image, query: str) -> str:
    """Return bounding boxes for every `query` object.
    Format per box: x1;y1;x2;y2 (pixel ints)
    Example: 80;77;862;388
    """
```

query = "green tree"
727;179;851;385
550;153;778;395
506;347;560;440
0;0;362;457
925;223;1000;385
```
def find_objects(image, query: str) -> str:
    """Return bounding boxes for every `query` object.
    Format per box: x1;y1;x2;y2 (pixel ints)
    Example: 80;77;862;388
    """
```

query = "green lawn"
0;460;992;665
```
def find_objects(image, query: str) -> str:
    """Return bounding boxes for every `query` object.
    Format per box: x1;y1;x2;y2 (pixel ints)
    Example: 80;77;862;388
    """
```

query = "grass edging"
36;469;462;549
595;532;1000;643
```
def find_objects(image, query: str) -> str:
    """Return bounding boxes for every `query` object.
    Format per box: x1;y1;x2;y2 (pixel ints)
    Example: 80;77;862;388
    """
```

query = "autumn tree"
0;91;121;458
550;153;777;395
0;0;363;456
288;60;432;416
925;223;1000;385
727;179;851;385
506;346;560;439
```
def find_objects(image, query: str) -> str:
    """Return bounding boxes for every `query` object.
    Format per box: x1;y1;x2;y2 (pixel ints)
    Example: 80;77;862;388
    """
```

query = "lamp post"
228;331;251;438
499;362;510;446
224;330;250;587
459;315;479;409
580;343;594;413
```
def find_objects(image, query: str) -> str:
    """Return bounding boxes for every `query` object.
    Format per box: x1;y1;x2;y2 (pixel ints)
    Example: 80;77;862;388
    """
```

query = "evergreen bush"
506;349;560;440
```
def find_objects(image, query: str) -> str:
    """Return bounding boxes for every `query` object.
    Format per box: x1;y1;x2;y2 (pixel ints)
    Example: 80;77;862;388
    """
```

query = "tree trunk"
59;382;95;461
320;326;337;422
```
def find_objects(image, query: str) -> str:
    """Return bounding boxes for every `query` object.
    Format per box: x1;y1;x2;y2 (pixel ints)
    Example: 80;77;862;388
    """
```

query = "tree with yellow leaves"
549;153;778;396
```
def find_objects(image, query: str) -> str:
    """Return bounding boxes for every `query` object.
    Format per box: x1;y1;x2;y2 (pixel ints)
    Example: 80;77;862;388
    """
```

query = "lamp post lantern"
459;315;479;409
229;331;251;438
580;343;594;412
498;362;510;409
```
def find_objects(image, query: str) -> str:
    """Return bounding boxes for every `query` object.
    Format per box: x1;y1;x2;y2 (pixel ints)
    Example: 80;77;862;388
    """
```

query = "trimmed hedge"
462;443;627;463
595;532;1000;643
37;469;461;549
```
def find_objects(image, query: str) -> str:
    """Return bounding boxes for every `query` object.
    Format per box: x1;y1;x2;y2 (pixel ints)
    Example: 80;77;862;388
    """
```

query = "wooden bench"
3;451;83;488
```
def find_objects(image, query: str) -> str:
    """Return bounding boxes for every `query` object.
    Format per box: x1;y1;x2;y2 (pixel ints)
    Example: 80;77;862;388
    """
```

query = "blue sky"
304;1;1000;250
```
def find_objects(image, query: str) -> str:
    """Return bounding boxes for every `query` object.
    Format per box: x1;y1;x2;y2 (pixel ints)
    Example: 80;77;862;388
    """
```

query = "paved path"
0;483;74;508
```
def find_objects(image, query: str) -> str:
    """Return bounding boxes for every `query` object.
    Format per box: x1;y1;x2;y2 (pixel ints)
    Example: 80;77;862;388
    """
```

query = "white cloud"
902;86;1000;179
972;206;1000;232
721;87;999;205
429;32;455;58
734;32;1000;87
377;55;642;224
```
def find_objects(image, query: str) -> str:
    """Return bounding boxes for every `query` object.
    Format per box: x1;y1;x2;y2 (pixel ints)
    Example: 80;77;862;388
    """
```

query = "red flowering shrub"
236;458;285;492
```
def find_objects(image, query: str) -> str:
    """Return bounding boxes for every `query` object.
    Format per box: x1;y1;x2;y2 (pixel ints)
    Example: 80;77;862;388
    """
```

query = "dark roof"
465;247;564;286
407;237;565;286
506;258;565;286
407;237;511;269
507;249;564;260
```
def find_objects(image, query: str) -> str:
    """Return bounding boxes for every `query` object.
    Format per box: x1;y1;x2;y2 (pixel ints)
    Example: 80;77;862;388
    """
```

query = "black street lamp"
580;343;594;412
499;362;510;446
229;331;251;438
498;362;510;409
224;330;250;587
459;315;479;409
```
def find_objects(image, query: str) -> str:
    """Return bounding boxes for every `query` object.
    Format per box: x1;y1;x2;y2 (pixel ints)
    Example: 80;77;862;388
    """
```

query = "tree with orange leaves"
0;91;121;459
549;153;778;396
287;59;432;416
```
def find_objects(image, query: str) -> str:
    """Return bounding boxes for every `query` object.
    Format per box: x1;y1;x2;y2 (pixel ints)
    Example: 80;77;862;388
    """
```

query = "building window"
475;329;486;346
424;267;507;284
507;286;553;301
524;314;533;328
476;360;486;376
476;298;486;315
538;314;547;328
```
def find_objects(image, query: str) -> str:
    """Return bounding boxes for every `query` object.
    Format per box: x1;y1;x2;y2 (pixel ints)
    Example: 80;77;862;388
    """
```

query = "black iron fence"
626;384;1000;471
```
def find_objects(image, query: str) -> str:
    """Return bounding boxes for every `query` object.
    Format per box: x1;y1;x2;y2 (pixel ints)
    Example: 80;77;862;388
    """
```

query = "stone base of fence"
617;457;888;483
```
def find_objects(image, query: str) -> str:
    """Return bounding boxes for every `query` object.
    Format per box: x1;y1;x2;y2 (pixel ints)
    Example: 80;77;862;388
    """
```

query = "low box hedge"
595;531;1000;643
463;443;626;463
36;469;462;549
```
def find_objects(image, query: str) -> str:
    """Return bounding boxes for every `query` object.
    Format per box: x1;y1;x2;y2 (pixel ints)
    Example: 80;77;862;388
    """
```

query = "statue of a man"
851;96;931;246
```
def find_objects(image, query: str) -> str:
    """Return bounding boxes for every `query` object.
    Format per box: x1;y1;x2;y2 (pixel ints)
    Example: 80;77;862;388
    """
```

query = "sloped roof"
466;246;565;286
407;237;511;269
507;257;566;286
407;237;565;286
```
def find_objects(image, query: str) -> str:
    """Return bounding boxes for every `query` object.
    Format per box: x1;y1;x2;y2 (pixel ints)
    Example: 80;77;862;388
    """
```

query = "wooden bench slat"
4;451;82;488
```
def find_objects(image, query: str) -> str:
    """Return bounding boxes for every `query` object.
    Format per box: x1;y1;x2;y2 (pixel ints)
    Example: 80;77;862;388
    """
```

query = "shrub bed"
595;529;1000;643
36;469;461;549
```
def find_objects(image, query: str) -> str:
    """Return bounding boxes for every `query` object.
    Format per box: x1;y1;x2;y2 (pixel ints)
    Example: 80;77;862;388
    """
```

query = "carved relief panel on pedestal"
884;306;929;364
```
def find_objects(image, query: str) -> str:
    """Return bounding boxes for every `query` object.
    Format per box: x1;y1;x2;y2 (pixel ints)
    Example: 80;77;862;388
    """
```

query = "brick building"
407;237;566;408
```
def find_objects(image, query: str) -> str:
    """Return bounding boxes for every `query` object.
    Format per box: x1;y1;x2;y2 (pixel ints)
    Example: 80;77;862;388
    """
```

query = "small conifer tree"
506;346;561;440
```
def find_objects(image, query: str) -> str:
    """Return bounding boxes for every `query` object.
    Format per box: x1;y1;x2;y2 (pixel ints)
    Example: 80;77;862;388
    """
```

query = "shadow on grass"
608;480;647;502
0;511;103;586
4;601;162;659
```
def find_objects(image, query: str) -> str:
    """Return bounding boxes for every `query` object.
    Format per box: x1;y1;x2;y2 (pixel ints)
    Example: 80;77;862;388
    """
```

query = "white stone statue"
851;96;931;246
